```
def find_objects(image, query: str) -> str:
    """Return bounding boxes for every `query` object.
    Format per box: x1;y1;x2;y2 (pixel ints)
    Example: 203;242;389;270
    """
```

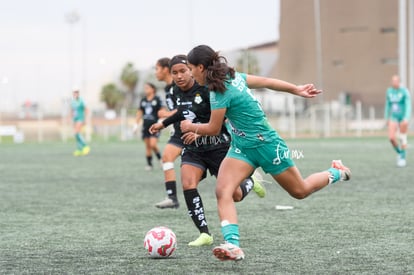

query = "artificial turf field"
0;136;413;274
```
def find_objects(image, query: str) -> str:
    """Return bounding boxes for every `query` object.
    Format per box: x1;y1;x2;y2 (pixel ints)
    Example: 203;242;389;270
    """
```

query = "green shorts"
226;137;295;176
389;115;405;123
73;118;85;123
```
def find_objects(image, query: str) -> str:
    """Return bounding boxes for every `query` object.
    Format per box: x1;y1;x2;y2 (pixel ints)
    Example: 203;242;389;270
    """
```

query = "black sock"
184;189;209;234
155;151;161;160
238;177;254;201
146;156;152;166
166;181;177;200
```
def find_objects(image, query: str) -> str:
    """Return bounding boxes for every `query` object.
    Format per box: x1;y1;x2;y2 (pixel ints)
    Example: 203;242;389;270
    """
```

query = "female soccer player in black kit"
135;82;162;170
150;55;266;246
154;57;184;209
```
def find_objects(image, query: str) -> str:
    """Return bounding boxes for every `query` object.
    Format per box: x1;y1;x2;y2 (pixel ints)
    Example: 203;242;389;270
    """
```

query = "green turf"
0;137;413;274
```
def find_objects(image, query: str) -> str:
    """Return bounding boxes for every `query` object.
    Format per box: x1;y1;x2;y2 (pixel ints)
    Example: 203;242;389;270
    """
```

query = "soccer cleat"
155;197;179;209
213;243;245;261
397;154;407;167
82;146;91;155
251;170;266;198
188;233;214;247
73;150;83;157
331;160;351;181
144;165;153;171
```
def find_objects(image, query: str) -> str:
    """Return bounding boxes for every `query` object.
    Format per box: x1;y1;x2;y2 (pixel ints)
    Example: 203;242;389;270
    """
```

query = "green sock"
75;134;83;150
393;145;401;154
328;168;340;184
400;149;406;159
221;222;240;247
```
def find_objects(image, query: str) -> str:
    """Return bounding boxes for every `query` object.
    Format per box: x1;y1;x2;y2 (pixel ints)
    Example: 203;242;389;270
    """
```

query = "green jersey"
384;86;411;121
71;97;86;122
210;72;277;148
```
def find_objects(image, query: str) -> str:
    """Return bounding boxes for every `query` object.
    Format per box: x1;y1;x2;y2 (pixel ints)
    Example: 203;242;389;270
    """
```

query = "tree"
100;83;124;111
120;62;139;109
236;50;260;75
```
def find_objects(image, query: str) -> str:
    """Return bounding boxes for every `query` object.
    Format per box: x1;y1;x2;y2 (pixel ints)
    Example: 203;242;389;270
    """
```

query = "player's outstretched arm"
246;75;322;98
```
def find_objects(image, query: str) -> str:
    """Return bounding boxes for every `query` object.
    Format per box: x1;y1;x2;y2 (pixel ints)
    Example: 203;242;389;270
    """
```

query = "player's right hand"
132;123;139;133
181;132;199;145
149;122;164;134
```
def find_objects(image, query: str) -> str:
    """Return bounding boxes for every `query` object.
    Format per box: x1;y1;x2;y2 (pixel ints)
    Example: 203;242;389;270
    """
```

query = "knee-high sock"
221;221;240;246
238;177;254;201
165;181;177;200
75;133;86;150
328;168;340;184
184;189;209;234
146;156;153;166
392;144;401;154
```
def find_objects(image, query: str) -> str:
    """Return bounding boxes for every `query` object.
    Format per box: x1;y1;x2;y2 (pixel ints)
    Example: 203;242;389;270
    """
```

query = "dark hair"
145;82;157;93
187;45;235;93
156;57;170;68
169;54;188;70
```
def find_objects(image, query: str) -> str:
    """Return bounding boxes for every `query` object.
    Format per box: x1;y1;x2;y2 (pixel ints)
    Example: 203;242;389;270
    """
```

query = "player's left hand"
180;120;192;133
294;84;322;98
181;132;199;145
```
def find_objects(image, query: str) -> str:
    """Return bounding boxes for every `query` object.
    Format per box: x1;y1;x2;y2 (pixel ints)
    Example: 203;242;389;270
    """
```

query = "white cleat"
155;197;179;209
213;243;245;261
331;160;351;181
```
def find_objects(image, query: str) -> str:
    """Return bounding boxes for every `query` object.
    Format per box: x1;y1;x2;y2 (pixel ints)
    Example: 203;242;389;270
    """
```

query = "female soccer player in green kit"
150;55;265;247
384;75;411;167
71;90;90;156
180;45;352;261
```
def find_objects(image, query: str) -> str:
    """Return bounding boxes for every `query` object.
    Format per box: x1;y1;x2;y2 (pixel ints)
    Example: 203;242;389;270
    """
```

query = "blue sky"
0;0;280;111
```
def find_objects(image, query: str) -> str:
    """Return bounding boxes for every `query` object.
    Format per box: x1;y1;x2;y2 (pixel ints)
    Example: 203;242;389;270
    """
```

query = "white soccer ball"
144;226;177;258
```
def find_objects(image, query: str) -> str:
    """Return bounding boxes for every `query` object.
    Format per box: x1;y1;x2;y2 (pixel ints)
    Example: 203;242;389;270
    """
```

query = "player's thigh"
143;138;151;148
272;166;306;197
388;120;399;139
216;157;254;196
74;121;83;132
181;164;205;190
148;136;159;148
399;120;409;133
162;143;182;161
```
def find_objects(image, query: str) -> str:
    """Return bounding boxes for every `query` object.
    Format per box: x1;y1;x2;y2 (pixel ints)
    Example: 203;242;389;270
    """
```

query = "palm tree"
120;62;139;109
100;83;124;111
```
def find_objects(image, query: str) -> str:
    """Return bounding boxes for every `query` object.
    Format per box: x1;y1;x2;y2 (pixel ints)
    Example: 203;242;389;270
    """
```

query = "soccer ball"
144;226;177;258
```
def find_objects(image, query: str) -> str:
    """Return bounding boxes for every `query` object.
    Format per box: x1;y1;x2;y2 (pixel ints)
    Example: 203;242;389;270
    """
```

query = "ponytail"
188;45;235;93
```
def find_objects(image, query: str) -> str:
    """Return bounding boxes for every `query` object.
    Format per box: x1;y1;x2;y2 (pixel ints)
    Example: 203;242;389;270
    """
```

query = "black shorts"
142;126;160;139
168;134;184;148
181;146;229;180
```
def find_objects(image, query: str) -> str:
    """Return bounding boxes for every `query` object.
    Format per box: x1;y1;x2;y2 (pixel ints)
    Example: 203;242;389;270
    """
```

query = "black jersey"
139;95;163;128
164;82;230;152
164;83;176;111
164;82;182;138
